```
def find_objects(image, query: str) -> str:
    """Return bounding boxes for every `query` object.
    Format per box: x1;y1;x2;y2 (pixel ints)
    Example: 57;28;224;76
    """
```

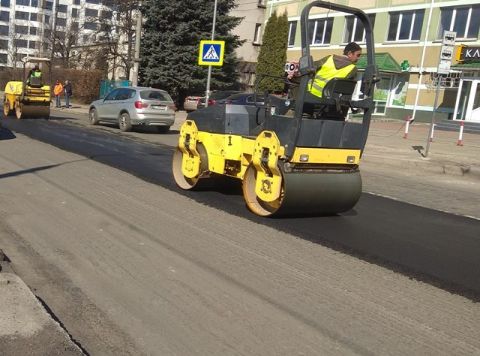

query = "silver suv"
89;87;176;133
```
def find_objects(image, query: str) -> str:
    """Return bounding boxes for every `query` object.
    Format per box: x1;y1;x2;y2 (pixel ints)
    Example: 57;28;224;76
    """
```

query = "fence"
99;80;131;99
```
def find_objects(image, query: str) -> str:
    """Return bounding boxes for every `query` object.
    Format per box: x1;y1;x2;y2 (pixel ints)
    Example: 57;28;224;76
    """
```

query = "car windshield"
140;90;172;102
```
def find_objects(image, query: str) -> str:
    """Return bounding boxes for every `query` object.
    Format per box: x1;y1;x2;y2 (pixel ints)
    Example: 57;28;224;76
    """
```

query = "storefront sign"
456;45;480;62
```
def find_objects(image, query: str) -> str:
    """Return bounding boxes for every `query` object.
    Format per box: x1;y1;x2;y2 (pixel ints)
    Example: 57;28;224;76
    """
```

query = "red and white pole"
429;123;435;142
403;115;412;139
457;121;464;146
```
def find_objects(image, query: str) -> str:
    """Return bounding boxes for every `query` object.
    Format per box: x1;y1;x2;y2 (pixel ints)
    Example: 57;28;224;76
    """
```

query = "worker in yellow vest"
308;42;361;118
307;42;361;97
288;42;362;118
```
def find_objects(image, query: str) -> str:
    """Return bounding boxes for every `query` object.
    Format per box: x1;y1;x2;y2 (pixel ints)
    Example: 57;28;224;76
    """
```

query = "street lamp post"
205;0;218;107
132;1;142;87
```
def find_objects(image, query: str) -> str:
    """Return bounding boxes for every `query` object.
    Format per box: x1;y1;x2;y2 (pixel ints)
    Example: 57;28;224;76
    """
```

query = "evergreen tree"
256;11;289;93
140;0;243;104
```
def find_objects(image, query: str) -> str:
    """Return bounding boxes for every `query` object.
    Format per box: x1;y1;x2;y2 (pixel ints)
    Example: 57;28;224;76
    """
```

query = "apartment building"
231;0;267;89
265;0;480;120
0;0;113;68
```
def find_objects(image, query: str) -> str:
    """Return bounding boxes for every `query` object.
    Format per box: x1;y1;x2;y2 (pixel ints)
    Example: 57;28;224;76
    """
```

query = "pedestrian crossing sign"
198;40;225;66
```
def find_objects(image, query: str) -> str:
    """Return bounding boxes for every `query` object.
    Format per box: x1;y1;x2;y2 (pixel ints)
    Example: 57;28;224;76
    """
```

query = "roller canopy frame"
285;1;378;158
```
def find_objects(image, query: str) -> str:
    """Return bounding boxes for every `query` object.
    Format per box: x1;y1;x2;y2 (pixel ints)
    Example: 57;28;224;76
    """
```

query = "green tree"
256;11;289;93
140;0;243;105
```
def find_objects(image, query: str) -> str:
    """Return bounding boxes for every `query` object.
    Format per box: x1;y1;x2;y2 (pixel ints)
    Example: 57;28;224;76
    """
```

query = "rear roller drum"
243;164;362;217
3;100;13;117
172;143;209;190
15;104;49;120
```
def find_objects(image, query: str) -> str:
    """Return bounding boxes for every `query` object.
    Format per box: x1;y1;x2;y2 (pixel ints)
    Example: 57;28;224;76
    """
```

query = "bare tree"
89;0;139;80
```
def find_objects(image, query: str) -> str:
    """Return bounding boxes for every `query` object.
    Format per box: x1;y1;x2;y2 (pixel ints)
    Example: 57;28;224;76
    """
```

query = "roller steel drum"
243;165;362;217
15;104;50;120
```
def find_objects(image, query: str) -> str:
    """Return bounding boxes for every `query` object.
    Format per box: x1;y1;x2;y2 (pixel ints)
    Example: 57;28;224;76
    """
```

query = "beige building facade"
231;0;267;89
265;0;480;121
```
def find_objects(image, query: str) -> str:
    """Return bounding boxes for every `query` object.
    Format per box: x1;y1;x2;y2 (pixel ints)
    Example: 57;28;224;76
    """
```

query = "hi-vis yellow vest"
308;55;355;98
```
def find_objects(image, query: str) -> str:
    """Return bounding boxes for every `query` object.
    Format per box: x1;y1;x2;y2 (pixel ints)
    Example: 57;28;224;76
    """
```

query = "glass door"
373;76;392;115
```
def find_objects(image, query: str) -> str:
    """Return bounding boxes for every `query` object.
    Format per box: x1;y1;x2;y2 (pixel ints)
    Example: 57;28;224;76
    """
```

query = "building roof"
356;53;402;73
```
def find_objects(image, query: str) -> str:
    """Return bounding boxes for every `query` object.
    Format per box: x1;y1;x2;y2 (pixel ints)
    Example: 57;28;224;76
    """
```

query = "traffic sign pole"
205;0;218;108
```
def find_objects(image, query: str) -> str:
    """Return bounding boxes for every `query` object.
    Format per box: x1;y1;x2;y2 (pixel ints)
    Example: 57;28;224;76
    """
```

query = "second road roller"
173;1;379;217
3;57;51;120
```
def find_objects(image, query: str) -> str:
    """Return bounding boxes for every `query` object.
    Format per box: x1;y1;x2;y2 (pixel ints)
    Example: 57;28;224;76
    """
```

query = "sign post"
425;31;456;157
200;0;219;108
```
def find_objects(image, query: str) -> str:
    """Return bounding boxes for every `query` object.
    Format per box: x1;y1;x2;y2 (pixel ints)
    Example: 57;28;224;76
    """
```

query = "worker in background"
54;80;63;108
288;42;362;118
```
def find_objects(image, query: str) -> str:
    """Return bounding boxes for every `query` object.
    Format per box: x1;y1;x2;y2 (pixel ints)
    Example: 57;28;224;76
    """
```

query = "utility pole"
131;1;142;87
205;0;218;107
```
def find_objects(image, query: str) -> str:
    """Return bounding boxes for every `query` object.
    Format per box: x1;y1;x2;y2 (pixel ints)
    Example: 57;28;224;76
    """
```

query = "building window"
15;25;28;34
14;39;28;48
16;0;29;6
438;5;480;40
31;0;38;7
1;0;10;8
15;11;30;20
56;17;66;27
387;10;424;41
85;8;98;17
0;39;7;49
288;21;297;47
73;0;80;4
344;14;376;43
57;4;67;13
30;12;37;21
0;10;9;21
0;24;8;35
0;53;7;64
84;22;98;31
253;23;261;45
308;18;334;46
72;8;78;17
29;26;36;35
28;40;37;49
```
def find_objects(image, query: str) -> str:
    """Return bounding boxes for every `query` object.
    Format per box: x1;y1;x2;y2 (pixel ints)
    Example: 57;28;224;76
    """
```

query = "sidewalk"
363;120;480;179
0;253;83;355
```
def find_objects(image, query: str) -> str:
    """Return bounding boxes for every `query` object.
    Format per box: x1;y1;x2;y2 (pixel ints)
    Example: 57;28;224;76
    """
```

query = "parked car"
183;95;201;112
224;93;265;106
197;90;241;109
89;87;176;133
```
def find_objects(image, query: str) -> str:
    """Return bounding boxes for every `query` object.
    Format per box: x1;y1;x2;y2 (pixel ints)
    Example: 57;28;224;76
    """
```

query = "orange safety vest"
308;55;355;98
54;84;63;96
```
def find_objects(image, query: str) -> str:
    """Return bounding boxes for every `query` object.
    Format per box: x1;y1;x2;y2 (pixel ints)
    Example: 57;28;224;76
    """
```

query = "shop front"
356;53;404;116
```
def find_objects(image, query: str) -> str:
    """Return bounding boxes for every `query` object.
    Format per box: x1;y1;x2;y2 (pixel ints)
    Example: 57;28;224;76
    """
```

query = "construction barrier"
429;123;436;142
457;121;464;146
403;115;413;139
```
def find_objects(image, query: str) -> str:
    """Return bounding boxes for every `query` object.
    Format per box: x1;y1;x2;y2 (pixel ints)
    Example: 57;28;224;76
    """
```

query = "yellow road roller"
173;1;378;217
3;57;51;119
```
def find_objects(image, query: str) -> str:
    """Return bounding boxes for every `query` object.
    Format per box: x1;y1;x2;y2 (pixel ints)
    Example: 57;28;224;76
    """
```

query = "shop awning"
356;52;402;73
452;61;480;71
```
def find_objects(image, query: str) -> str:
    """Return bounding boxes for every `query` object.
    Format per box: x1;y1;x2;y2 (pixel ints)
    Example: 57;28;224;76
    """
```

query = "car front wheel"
89;108;99;125
118;112;132;132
